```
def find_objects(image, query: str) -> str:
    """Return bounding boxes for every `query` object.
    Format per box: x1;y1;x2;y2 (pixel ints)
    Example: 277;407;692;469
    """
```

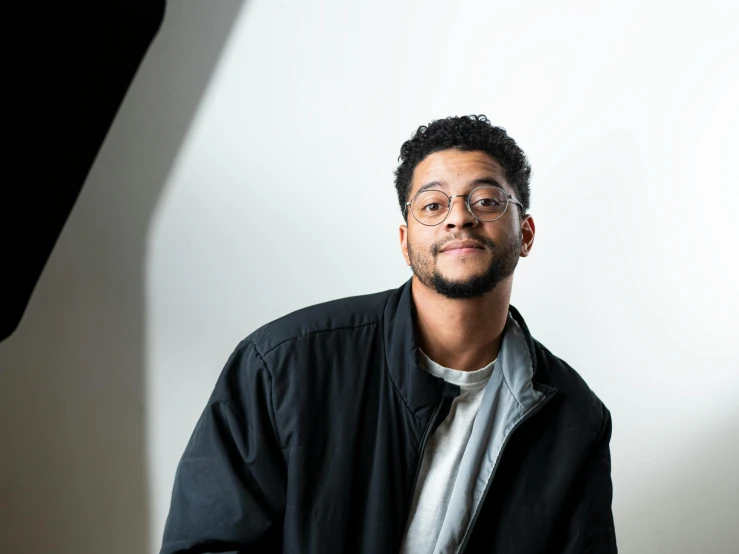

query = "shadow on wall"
0;2;246;553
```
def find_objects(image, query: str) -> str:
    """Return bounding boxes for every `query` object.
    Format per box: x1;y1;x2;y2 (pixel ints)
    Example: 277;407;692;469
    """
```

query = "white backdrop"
2;1;738;553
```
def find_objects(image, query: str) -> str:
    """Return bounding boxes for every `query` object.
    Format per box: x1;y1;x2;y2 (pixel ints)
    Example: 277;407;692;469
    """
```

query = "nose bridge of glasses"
447;193;477;220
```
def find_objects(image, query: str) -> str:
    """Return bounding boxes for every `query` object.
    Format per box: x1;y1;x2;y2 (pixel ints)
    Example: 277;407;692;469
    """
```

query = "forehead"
409;149;510;196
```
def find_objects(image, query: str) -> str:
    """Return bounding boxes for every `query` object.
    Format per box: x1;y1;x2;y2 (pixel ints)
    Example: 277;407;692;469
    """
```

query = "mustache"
432;234;497;256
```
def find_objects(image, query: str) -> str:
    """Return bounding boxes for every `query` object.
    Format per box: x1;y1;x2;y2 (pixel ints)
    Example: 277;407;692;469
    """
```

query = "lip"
440;240;485;253
442;247;484;256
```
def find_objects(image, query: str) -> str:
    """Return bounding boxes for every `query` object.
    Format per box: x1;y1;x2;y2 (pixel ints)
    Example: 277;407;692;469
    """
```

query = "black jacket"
160;279;617;553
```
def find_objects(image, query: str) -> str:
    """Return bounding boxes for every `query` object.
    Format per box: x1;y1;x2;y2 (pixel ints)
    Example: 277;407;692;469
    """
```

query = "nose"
445;196;479;229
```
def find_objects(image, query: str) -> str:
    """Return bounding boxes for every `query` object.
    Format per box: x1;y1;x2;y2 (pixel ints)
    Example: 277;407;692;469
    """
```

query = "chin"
436;265;488;282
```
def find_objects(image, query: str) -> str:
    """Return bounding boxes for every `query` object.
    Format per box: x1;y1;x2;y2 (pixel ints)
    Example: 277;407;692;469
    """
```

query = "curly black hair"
394;115;531;220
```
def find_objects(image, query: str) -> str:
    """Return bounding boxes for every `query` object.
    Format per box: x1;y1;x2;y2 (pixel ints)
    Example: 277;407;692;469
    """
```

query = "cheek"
407;229;436;256
409;242;441;270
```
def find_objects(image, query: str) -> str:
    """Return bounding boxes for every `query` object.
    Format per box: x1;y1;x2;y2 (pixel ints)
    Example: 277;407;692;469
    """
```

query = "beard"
408;230;522;300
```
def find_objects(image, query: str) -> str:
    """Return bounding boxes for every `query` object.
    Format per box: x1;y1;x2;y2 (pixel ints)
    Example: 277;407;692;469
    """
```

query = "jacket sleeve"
560;404;618;553
160;340;286;554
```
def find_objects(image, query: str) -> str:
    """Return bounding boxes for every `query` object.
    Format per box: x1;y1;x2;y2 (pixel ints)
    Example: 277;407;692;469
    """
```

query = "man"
160;115;617;553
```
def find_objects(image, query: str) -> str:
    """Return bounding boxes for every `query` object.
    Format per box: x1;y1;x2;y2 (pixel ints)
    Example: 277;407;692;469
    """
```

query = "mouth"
441;247;485;257
439;240;486;255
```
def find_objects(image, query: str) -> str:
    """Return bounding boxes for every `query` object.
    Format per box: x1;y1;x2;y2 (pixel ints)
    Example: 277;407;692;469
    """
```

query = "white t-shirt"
399;349;496;554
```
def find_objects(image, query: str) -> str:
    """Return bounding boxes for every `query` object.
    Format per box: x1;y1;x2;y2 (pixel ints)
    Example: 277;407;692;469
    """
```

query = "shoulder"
245;288;395;357
533;339;611;436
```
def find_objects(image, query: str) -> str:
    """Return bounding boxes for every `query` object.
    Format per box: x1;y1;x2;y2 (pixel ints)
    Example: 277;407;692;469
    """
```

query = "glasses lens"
411;191;449;224
469;187;507;220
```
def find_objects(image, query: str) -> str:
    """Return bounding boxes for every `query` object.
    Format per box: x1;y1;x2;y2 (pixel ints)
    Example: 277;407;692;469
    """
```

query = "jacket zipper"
404;396;450;529
455;388;557;554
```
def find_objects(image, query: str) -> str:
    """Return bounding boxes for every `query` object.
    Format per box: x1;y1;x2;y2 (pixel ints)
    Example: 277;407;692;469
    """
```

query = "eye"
474;198;500;207
422;202;443;213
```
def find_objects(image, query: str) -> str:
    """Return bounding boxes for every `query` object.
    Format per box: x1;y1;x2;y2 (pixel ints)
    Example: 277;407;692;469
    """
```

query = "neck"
411;275;512;372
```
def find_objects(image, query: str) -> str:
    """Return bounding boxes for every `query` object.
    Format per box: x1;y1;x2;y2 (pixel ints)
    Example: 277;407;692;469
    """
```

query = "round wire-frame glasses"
404;185;524;226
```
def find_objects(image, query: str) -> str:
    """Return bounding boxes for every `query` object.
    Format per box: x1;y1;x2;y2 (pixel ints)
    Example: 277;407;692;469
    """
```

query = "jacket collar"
383;278;542;418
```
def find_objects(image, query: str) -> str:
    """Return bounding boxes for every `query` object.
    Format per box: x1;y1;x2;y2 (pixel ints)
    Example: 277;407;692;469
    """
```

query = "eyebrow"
415;177;504;195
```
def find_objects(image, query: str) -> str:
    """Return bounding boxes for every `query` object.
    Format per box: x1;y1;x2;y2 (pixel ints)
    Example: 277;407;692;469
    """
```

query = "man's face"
399;149;532;300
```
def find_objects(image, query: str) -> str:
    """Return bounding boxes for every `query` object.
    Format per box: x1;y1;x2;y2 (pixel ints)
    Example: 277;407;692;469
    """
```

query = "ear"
399;224;411;266
520;214;535;257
